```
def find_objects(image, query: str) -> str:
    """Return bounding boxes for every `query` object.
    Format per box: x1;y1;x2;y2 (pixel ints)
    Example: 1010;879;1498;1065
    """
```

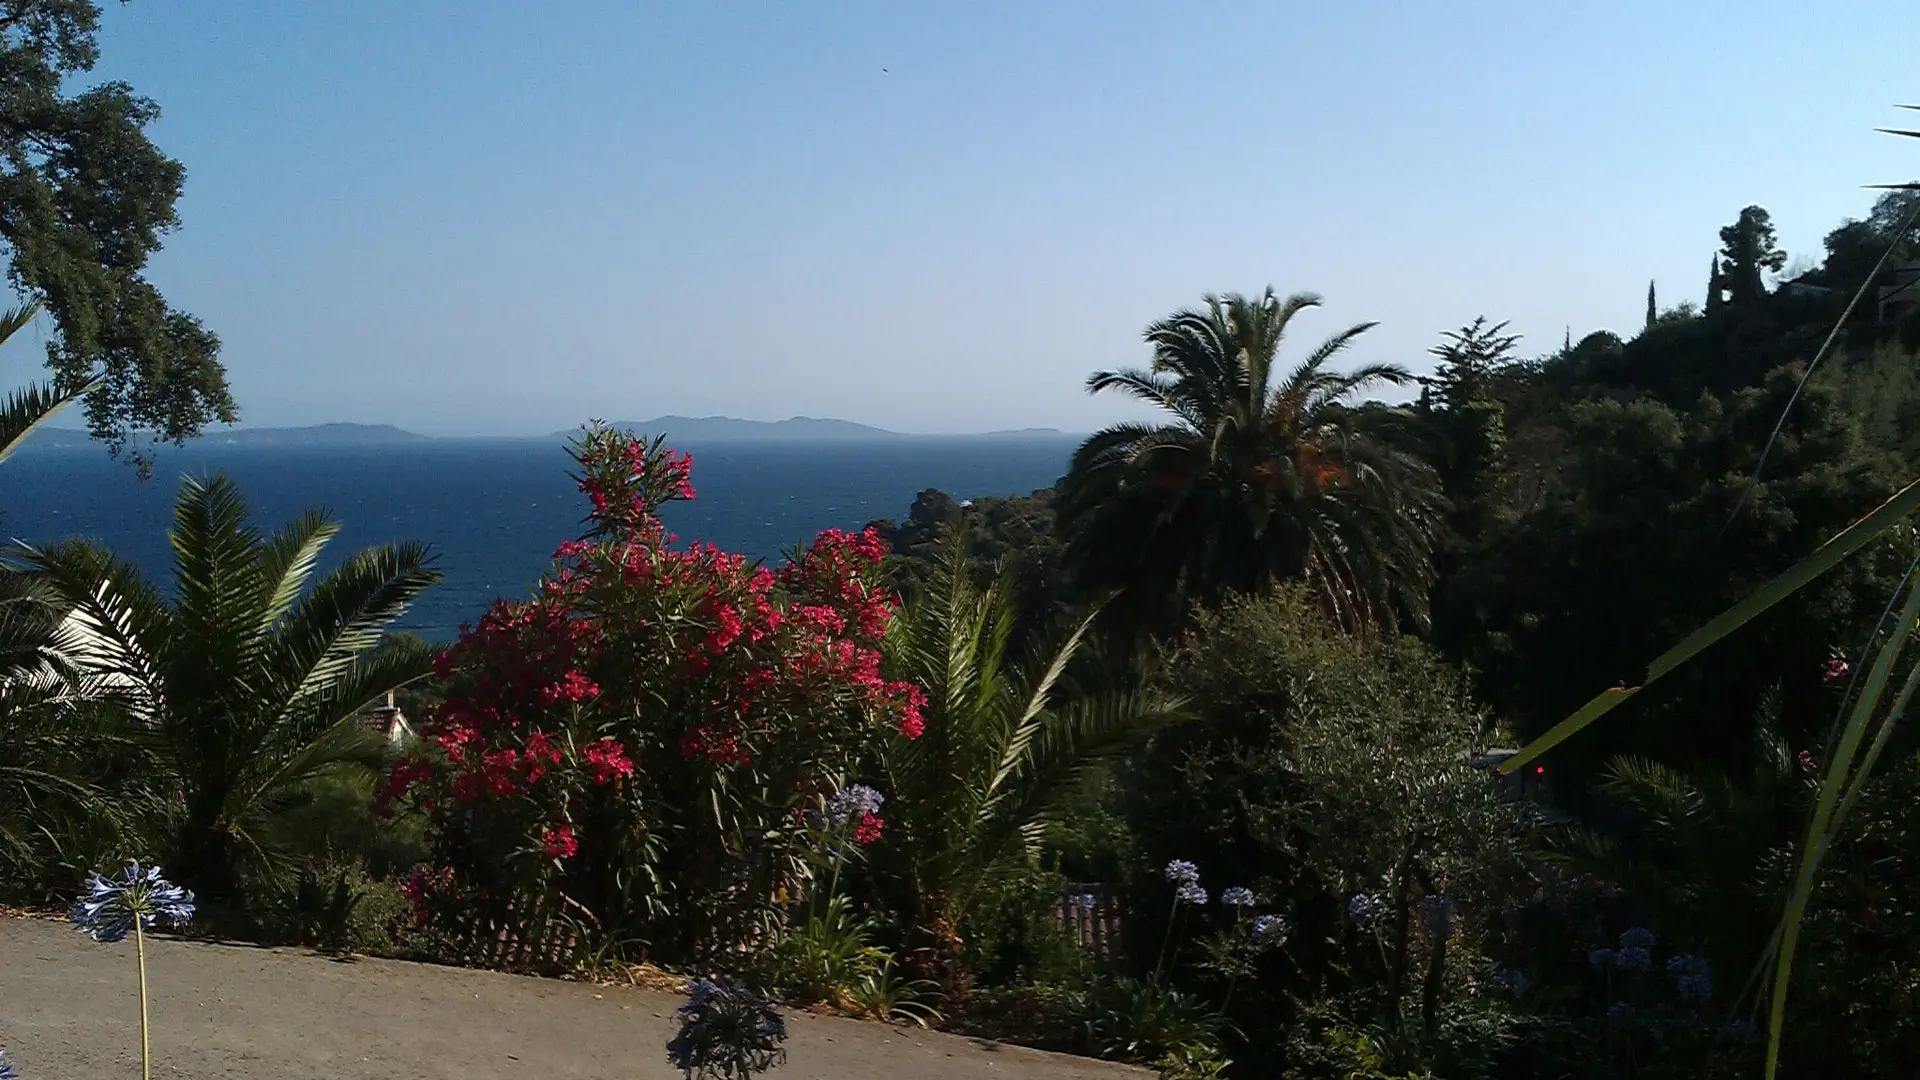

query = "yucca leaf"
1763;573;1920;1078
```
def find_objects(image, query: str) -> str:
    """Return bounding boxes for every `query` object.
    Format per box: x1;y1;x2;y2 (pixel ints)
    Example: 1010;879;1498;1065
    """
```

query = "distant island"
554;417;1077;442
21;417;1080;450
572;416;900;442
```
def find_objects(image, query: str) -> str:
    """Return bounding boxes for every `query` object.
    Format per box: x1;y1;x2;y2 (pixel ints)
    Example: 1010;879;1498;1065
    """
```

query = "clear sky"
13;1;1920;435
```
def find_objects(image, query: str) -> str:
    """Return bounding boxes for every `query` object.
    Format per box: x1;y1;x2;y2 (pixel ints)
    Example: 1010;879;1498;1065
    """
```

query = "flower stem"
1153;900;1184;987
134;918;152;1080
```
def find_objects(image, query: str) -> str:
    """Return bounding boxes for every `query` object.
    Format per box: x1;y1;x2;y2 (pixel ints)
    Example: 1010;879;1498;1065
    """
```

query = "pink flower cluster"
382;424;929;931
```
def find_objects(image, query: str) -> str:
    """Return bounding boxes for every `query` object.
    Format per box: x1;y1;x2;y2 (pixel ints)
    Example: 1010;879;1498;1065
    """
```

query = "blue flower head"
1164;859;1200;885
1220;886;1256;908
1589;947;1619;971
824;784;884;827
68;861;195;944
1615;946;1652;972
1618;926;1656;952
666;977;787;1079
1251;914;1290;947
1416;894;1455;937
1175;881;1208;905
1068;892;1098;912
1667;954;1712;999
0;1047;16;1080
1348;892;1390;931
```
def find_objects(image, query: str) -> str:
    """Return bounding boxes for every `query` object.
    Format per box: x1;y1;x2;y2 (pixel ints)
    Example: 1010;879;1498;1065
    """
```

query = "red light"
1535;766;1546;775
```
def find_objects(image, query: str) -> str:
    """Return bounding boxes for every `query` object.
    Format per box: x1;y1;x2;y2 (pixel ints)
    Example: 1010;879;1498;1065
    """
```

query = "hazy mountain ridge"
23;417;1079;449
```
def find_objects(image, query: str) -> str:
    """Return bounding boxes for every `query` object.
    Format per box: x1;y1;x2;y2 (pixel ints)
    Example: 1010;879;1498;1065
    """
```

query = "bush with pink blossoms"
382;423;924;965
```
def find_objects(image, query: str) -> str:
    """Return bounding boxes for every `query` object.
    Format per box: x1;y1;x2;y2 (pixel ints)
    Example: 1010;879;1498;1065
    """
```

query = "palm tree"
0;299;123;892
1057;288;1444;635
877;530;1181;992
18;474;442;907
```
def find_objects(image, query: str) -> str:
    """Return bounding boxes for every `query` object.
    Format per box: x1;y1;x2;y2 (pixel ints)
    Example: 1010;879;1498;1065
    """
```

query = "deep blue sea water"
0;437;1076;641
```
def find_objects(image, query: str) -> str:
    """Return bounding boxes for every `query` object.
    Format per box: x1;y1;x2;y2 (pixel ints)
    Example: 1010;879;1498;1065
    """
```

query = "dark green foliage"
1119;587;1529;1077
1;0;235;462
959;865;1086;989
1436;359;1906;782
867;486;1064;645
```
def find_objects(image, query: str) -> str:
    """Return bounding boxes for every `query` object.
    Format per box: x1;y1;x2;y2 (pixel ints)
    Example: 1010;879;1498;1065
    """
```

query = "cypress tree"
1646;280;1658;328
1705;256;1725;312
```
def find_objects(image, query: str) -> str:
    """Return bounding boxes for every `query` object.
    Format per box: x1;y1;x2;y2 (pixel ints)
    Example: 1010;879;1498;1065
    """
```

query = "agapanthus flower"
1252;914;1290;946
1417;893;1454;938
1607;1001;1635;1026
1666;954;1712;999
825;784;885;827
1175;881;1208;905
0;1047;16;1080
1618;926;1656;951
1164;859;1200;885
68;862;195;943
1589;947;1619;971
1348;892;1391;930
1221;886;1256;908
665;977;787;1079
1823;657;1851;685
1615;946;1652;972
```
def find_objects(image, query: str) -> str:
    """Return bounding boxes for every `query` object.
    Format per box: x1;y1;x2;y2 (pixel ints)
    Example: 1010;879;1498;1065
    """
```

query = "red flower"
583;737;635;784
853;811;884;844
895;683;928;739
542;824;579;860
1823;658;1851;685
540;669;601;705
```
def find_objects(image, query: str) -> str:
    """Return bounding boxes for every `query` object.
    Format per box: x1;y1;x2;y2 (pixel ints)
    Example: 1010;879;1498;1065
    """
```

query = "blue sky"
13;1;1920;435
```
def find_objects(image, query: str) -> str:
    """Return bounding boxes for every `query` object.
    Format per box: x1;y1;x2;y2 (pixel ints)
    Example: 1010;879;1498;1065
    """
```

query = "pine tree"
1646;280;1658;328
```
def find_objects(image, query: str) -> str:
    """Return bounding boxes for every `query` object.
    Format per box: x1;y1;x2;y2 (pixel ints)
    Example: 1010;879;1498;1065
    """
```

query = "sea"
0;436;1078;641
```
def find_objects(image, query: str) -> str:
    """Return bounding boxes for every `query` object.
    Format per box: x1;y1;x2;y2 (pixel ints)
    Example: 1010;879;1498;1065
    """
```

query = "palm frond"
0;379;101;465
271;540;441;712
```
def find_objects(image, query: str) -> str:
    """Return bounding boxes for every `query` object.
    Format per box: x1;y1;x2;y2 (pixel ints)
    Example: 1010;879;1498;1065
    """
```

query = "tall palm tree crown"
1057;288;1444;635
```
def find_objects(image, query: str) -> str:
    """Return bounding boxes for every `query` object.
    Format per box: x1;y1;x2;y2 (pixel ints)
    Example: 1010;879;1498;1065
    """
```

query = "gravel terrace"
0;916;1145;1079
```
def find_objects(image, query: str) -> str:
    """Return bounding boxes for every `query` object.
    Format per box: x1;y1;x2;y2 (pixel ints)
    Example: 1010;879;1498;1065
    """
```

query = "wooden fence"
1055;884;1124;965
437;891;577;973
432;883;1130;974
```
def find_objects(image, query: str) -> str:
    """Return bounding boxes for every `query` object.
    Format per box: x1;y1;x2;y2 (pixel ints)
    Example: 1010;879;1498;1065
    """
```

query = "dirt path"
0;916;1144;1079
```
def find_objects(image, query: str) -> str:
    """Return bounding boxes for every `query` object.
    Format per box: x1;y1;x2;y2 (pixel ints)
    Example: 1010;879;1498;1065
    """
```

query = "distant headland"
21;417;1077;449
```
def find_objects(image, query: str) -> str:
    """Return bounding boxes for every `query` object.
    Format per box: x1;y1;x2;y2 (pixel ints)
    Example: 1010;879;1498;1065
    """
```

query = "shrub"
1118;586;1531;1076
382;425;926;966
